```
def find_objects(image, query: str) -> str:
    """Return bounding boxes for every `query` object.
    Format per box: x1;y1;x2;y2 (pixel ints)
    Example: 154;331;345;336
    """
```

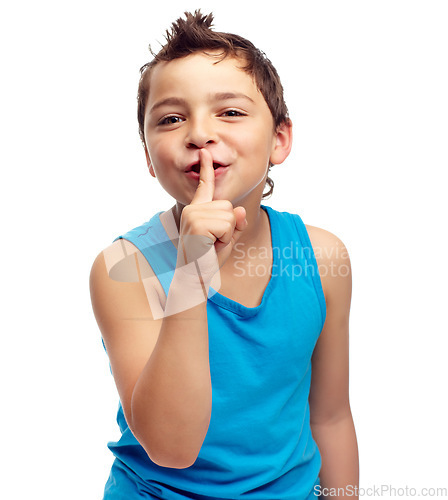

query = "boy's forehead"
148;51;260;99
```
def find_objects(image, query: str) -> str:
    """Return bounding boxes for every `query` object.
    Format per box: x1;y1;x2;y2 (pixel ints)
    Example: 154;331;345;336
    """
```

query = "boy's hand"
176;149;247;282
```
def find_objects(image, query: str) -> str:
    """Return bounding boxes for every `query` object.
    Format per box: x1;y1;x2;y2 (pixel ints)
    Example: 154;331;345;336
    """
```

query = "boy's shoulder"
305;224;349;258
91;210;176;297
305;223;351;300
90;237;158;293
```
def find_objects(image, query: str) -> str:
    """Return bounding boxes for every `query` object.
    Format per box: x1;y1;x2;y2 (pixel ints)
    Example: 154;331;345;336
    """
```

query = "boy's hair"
138;10;289;199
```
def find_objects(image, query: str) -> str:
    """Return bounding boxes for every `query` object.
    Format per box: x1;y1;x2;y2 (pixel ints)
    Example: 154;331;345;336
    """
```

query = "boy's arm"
90;150;247;469
90;242;213;469
307;226;359;498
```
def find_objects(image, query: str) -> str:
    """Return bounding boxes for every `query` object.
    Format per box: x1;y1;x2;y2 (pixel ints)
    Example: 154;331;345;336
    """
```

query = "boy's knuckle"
228;213;237;226
222;200;234;211
189;220;201;233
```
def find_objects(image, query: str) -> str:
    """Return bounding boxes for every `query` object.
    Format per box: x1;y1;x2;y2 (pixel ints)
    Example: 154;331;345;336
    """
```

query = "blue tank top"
105;204;326;500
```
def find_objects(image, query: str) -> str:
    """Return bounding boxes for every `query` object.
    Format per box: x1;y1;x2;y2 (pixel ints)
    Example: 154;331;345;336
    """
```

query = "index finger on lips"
190;148;215;205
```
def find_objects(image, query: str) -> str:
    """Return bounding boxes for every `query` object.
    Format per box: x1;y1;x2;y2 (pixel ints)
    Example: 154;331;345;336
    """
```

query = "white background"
1;1;447;498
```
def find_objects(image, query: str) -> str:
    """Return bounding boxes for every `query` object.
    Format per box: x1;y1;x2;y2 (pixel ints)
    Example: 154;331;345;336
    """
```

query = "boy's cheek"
145;143;167;168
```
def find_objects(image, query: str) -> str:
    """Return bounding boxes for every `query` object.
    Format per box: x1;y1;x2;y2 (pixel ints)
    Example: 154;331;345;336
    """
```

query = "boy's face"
143;51;290;207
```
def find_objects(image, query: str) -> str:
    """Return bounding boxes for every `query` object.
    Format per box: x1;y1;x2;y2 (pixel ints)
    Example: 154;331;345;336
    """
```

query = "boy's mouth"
185;162;227;173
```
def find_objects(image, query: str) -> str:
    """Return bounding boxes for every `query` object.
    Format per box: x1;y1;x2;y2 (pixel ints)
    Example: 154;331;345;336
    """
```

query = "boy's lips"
184;161;230;180
184;161;229;173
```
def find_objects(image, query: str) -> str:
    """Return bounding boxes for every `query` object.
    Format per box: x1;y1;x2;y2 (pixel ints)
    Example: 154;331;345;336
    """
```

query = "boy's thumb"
232;206;248;243
214;206;247;264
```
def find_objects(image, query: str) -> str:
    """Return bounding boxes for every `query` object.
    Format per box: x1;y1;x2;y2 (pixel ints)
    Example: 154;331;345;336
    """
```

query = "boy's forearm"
311;414;359;498
130;267;213;469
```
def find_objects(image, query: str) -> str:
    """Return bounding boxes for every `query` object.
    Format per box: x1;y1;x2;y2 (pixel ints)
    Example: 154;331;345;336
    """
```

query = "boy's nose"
185;119;217;149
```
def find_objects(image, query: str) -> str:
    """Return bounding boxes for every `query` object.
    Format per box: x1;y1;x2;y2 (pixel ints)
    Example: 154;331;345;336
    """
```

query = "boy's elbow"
147;449;198;469
136;432;199;469
129;414;201;469
129;385;210;469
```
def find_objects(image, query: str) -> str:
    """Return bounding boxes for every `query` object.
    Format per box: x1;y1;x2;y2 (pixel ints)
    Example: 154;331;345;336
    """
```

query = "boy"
90;10;359;499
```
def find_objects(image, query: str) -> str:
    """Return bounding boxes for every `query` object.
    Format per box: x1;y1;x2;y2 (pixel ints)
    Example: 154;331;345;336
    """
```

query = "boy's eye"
158;116;184;125
221;109;245;117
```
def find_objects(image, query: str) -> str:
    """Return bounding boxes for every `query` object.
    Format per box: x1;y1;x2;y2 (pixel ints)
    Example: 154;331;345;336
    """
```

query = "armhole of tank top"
291;214;327;329
110;236;166;311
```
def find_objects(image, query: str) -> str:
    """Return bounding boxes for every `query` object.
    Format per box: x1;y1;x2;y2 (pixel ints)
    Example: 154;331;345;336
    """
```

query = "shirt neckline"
156;204;277;318
208;204;277;317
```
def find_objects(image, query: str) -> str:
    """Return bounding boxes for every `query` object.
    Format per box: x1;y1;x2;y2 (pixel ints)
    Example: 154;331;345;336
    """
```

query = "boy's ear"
270;120;293;165
144;145;156;178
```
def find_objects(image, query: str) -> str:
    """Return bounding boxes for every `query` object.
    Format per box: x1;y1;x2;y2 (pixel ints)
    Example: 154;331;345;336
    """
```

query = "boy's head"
138;10;290;199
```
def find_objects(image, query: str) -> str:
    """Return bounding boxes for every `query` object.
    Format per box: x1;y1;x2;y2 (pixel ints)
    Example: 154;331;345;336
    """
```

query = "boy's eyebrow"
149;97;187;115
212;92;255;104
149;93;255;115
